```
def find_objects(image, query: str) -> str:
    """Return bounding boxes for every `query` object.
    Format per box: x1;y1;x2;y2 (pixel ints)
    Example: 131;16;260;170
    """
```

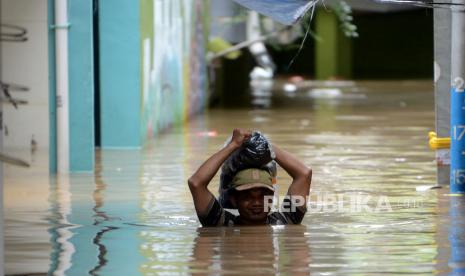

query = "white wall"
1;3;50;274
1;0;49;150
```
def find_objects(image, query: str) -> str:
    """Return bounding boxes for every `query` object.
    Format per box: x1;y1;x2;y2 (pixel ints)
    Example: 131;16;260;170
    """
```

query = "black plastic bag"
218;131;277;209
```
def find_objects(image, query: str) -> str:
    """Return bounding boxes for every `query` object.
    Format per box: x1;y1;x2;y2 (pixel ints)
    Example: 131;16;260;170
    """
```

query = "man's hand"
230;129;252;148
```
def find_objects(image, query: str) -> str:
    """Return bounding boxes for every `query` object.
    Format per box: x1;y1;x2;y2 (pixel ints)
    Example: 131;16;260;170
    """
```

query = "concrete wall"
1;1;49;273
434;8;451;185
1;0;49;150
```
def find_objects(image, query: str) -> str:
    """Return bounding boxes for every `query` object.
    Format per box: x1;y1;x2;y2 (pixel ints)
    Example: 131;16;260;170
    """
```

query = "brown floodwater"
4;80;465;275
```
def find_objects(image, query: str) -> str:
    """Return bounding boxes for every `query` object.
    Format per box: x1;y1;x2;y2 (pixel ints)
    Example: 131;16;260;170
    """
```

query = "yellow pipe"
429;131;451;150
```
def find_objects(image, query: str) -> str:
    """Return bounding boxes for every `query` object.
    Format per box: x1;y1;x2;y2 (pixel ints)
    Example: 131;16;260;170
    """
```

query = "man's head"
230;168;275;225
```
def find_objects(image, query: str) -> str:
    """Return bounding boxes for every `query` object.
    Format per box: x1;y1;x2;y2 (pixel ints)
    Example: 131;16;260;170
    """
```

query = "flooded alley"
4;81;464;275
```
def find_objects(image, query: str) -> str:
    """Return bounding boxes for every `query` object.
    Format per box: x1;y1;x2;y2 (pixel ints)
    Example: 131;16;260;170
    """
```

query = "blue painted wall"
68;0;95;171
99;0;141;148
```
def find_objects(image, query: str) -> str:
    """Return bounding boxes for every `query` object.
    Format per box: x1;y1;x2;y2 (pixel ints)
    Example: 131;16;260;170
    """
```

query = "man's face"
233;188;274;225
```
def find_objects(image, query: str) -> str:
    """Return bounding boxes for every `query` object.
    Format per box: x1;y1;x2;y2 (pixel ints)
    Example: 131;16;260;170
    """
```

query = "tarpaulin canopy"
231;0;318;25
232;0;465;24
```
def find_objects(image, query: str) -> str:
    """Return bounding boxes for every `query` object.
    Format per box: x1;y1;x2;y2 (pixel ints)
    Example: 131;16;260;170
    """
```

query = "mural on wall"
141;0;208;139
187;1;208;117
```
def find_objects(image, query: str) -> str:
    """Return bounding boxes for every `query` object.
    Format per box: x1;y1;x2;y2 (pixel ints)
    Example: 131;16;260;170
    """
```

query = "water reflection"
89;152;119;275
448;196;465;275
251;78;273;108
190;226;311;274
48;175;76;276
48;150;145;275
434;194;465;275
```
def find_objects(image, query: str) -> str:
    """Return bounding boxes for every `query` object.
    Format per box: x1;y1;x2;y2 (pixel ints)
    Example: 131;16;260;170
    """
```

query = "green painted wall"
315;8;353;80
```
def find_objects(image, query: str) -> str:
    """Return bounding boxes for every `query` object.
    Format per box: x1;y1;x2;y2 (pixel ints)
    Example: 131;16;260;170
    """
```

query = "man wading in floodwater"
188;129;312;226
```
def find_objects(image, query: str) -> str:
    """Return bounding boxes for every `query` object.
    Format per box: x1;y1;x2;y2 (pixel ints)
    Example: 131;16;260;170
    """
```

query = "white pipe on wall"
54;0;70;173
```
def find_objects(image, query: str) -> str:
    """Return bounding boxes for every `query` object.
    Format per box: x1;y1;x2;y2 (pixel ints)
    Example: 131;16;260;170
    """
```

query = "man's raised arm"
188;129;251;216
273;145;312;199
